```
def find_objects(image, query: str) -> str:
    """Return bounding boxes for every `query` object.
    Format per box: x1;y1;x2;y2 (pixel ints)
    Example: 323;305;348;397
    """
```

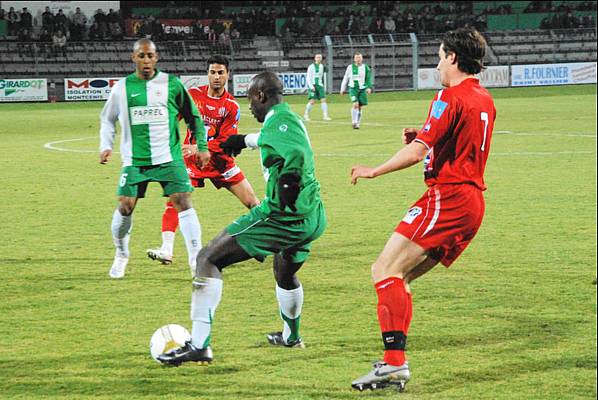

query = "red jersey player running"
147;55;260;270
349;27;495;392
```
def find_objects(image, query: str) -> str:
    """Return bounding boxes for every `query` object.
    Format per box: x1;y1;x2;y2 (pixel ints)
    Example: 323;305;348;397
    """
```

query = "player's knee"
196;247;222;275
118;200;135;216
170;193;193;211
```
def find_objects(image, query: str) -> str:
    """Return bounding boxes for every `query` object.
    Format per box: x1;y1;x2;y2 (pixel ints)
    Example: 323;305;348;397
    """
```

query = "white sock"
178;208;201;267
111;209;132;258
161;231;175;255
190;277;223;348
351;108;359;123
276;285;304;343
304;102;313;115
358;109;362;124
321;102;329;117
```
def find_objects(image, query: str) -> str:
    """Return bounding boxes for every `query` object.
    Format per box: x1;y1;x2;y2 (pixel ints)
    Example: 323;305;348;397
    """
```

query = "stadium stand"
0;1;596;98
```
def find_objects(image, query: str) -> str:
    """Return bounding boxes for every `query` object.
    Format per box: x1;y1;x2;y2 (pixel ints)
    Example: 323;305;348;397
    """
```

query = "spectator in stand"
139;17;152;38
302;15;321;37
17;27;34;57
282;16;301;36
150;16;163;41
52;29;67;58
219;28;231;47
384;15;396;33
192;20;204;40
20;7;33;30
110;20;123;40
71;7;87;41
208;28;217;48
41;6;54;34
38;27;52;57
88;22;102;40
7;7;19;36
93;9;108;38
54;9;69;36
369;17;385;34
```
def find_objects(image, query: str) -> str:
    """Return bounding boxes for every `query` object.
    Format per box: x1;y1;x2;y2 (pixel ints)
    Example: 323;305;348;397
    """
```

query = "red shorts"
395;184;485;267
184;152;245;189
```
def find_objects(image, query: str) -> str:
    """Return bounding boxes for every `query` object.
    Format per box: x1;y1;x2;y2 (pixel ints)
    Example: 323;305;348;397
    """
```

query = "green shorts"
308;85;326;101
226;201;327;264
117;159;193;198
349;87;368;106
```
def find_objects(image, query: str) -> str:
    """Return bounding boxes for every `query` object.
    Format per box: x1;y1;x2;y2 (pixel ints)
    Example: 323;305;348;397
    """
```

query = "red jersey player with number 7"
350;27;496;392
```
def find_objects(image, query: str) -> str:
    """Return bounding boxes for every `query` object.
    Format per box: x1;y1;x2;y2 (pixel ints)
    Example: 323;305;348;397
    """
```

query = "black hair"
251;71;283;98
207;54;230;72
441;27;486;74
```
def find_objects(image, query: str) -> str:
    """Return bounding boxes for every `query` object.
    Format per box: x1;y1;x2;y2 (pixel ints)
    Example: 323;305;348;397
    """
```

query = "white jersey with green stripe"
99;70;206;167
340;63;372;92
306;63;325;88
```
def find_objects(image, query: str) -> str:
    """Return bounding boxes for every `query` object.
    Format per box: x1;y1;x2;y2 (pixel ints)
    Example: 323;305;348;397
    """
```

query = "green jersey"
340;63;372;91
307;62;326;88
99;69;207;167
256;102;322;220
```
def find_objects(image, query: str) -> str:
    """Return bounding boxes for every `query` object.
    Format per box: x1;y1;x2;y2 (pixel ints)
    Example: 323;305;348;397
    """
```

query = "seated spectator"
88;22;102;40
109;21;123;40
384;15;396;33
38;27;52;57
369;17;385;34
20;7;32;30
17;27;34;57
52;29;67;57
302;15;321;37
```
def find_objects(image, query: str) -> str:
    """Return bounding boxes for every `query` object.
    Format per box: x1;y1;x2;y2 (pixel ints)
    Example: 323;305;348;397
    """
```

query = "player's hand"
195;151;210;169
220;134;247;157
403;128;419;144
350;165;376;185
100;149;112;164
278;172;301;212
366;88;372;94
182;144;196;158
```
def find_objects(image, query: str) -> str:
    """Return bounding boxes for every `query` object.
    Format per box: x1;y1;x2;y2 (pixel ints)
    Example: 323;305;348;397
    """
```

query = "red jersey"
414;78;496;191
185;85;241;153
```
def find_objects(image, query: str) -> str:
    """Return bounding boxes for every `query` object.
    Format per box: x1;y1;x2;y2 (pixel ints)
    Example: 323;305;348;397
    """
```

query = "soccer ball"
149;324;191;363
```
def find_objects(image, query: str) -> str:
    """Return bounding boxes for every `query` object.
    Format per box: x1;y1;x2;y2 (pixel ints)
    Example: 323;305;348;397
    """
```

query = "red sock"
162;201;179;232
405;292;413;335
375;277;409;366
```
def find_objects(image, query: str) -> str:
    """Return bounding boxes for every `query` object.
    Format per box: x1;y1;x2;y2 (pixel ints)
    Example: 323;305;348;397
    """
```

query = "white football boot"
109;255;129;279
146;248;173;265
351;361;410;392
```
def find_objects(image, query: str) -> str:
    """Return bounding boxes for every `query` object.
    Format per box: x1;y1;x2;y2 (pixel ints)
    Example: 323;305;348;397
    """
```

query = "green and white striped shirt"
306;63;325;89
100;70;207;167
340;63;372;92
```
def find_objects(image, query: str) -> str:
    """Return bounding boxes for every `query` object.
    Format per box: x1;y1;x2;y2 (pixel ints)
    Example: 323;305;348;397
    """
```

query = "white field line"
43;136;595;158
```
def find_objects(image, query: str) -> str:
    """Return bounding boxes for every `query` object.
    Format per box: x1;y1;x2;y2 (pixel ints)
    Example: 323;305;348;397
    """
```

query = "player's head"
132;39;158;80
437;27;486;86
354;52;363;65
314;54;322;64
207;54;229;93
247;71;283;123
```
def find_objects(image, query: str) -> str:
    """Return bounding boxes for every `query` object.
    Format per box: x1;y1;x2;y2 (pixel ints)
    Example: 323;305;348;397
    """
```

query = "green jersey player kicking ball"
158;71;327;366
99;38;210;279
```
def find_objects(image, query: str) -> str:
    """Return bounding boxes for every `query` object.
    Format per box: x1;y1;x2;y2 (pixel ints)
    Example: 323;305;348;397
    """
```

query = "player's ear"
258;90;266;103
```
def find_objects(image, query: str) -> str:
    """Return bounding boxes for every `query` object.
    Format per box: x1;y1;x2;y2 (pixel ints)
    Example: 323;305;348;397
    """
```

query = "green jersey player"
99;38;210;279
303;54;331;121
340;52;372;129
158;71;327;366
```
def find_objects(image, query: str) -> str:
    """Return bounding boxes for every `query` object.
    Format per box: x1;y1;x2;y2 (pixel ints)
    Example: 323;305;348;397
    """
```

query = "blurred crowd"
1;0;596;49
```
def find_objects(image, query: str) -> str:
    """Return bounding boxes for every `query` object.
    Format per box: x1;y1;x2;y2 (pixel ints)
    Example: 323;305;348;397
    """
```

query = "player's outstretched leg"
321;101;331;120
157;341;213;366
147;201;178;265
351;361;410;392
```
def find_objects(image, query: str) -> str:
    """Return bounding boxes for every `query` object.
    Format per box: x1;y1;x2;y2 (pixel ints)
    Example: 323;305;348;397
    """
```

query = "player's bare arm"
350;141;428;185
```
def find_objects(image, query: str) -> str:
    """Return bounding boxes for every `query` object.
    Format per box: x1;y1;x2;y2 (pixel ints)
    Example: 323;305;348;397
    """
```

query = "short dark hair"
207;54;229;72
441;27;486;75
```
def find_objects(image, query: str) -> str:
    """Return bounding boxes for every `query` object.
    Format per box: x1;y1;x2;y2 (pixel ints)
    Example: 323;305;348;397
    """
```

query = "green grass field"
0;85;596;399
